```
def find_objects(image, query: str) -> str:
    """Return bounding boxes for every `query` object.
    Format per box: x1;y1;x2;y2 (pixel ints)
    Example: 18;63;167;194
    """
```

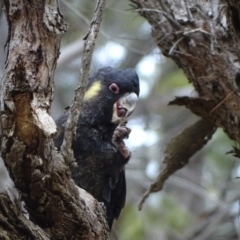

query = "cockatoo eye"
109;83;119;94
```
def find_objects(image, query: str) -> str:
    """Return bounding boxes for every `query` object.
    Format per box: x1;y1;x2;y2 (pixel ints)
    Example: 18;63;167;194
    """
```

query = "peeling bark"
1;1;109;239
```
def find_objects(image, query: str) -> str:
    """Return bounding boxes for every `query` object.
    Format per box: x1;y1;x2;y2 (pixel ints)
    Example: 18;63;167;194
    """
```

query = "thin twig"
183;28;211;36
169;36;184;55
60;0;106;167
169;28;211;55
60;0;153;57
210;91;233;114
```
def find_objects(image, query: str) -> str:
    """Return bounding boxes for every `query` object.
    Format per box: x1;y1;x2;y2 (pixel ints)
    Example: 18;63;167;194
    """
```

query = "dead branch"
60;0;106;168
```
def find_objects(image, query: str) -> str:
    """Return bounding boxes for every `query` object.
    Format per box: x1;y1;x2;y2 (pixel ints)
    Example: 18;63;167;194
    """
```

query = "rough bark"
1;1;109;239
130;0;240;141
130;0;240;206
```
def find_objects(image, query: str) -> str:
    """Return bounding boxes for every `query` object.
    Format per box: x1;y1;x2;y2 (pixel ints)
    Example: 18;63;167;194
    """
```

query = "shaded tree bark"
130;0;240;140
130;0;240;206
1;0;109;239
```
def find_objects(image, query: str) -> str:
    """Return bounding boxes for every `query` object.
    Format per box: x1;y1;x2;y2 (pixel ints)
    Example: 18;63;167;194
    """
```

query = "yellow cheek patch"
84;81;101;101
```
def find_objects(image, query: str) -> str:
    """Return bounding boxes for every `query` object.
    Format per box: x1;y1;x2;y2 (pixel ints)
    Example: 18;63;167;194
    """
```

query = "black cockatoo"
54;67;139;228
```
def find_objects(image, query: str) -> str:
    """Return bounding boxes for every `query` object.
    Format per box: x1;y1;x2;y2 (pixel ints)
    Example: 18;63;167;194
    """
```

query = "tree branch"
60;0;106;168
130;0;240;208
138;119;216;210
1;0;109;238
130;0;240;142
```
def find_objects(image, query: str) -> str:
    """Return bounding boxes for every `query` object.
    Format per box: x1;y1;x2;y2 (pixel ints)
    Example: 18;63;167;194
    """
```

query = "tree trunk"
1;1;109;239
3;0;240;238
130;0;240;143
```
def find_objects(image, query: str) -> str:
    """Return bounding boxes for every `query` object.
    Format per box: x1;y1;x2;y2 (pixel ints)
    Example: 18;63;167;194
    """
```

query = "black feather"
54;67;139;229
